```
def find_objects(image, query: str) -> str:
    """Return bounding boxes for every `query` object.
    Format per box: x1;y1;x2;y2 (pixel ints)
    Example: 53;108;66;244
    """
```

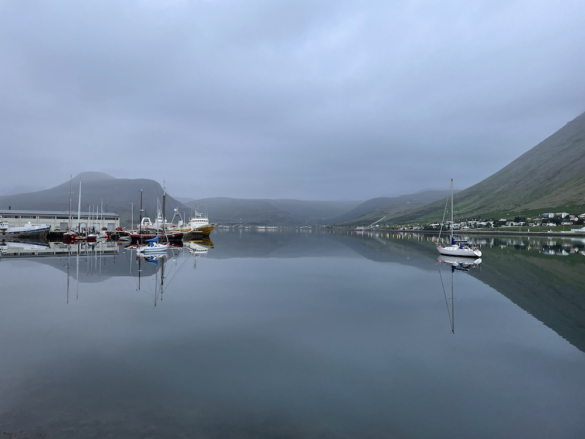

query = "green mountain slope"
387;110;585;224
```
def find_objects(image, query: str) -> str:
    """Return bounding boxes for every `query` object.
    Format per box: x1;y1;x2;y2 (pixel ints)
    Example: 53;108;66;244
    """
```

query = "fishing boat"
437;179;482;258
131;187;184;244
186;208;215;236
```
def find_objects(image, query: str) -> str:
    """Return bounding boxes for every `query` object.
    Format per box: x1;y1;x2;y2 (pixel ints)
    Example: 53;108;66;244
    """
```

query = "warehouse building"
0;209;120;231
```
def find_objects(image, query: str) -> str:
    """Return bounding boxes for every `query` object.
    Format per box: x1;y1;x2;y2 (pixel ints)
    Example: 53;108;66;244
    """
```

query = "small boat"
137;236;169;253
437;179;482;258
3;222;51;239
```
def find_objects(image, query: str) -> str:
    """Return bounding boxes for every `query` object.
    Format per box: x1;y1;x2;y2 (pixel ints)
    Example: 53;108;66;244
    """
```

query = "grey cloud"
1;0;584;199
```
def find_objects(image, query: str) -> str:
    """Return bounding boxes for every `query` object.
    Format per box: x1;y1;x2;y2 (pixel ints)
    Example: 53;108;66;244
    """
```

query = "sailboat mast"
450;178;454;240
162;182;166;235
131;202;133;231
77;180;82;232
68;175;72;231
139;190;143;234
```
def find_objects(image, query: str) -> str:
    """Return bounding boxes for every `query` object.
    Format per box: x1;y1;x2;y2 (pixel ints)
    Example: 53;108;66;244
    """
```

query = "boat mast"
68;175;72;232
162;181;166;236
139;190;143;234
77;180;82;232
450;178;454;240
131;202;133;231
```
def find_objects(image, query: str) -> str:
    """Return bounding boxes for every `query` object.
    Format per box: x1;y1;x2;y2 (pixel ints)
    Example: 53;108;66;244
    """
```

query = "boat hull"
2;225;51;240
130;232;184;243
438;246;482;258
137;244;169;253
194;224;215;236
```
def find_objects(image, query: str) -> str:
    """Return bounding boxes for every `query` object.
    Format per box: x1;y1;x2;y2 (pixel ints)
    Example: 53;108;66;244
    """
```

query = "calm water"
1;231;585;439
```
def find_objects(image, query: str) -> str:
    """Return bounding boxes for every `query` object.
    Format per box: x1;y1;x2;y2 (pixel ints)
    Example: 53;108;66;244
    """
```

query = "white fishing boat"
437;179;482;258
187;208;215;236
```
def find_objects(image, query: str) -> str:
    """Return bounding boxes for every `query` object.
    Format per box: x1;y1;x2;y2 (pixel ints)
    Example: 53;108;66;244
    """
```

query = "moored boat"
137;236;169;253
3;222;51;239
186;209;215;236
437;179;482;258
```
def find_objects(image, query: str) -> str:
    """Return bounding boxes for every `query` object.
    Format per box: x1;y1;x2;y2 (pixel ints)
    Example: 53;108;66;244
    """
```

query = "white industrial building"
0;209;120;231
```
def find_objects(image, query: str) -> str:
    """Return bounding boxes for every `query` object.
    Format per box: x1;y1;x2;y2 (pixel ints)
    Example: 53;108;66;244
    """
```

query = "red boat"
130;232;184;243
62;231;77;243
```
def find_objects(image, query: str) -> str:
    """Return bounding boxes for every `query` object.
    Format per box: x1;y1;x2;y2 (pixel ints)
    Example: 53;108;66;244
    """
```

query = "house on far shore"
542;213;555;219
555;212;570;218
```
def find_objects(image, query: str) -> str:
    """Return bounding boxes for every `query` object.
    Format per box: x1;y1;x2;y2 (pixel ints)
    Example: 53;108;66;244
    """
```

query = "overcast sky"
1;0;584;200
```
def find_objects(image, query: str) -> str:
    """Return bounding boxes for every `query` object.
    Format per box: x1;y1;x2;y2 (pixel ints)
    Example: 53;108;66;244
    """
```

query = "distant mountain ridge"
184;198;361;226
0;172;190;227
328;190;458;225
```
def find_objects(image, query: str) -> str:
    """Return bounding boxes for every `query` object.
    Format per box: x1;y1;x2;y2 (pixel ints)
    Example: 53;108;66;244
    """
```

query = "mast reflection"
438;256;482;333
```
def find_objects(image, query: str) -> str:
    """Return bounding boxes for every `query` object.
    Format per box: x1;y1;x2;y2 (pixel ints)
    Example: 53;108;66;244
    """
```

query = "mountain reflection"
3;230;585;353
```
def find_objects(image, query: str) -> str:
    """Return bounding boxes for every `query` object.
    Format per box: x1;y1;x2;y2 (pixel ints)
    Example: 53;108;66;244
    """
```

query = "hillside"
378;110;585;225
0;172;190;227
184;198;361;226
330;190;455;226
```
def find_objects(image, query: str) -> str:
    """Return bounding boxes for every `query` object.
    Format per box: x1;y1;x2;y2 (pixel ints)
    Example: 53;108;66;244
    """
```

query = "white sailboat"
437;179;482;258
137;235;169;253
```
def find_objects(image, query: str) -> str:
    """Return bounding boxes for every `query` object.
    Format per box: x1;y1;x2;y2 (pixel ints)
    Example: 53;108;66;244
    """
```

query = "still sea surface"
1;230;585;439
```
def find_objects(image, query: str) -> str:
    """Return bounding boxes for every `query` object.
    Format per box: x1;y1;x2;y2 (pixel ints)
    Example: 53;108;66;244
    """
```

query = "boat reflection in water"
124;240;213;306
437;255;483;333
0;237;214;306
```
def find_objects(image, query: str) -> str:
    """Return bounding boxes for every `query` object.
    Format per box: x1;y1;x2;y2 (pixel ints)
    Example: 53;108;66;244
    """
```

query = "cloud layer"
1;0;584;199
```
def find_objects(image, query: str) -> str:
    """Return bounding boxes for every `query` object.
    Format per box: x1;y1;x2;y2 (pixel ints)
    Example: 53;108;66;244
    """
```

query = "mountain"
329;190;456;225
0;172;191;227
369;110;585;225
184;198;361;226
0;184;47;196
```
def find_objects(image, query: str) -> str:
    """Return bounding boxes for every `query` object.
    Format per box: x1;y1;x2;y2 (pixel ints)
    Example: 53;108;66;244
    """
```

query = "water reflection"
437;256;482;334
1;231;585;439
1;237;215;306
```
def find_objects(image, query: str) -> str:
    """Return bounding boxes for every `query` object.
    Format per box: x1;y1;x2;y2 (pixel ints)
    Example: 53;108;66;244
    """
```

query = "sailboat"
437;179;482;258
137;235;169;253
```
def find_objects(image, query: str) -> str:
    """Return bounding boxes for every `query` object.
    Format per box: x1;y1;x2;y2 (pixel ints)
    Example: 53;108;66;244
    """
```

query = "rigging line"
162;250;191;291
439;265;453;330
438;193;449;242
